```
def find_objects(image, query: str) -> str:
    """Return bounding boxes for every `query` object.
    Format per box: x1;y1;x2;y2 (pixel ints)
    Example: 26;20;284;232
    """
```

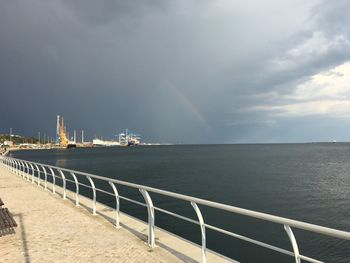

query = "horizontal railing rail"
1;155;349;263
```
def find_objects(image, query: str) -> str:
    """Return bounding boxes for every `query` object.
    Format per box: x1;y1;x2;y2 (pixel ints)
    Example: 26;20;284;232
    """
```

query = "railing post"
15;160;20;175
24;162;29;181
19;161;24;177
34;164;41;186
10;159;13;173
19;161;23;176
16;160;20;175
109;182;120;228
23;161;27;177
11;159;15;173
70;172;79;206
58;170;67;200
41;165;47;190
86;176;96;215
10;159;14;173
24;162;30;181
21;161;26;178
139;189;155;248
29;163;35;183
10;159;15;173
48;167;56;194
16;160;21;175
12;159;15;173
191;202;207;263
17;160;21;175
284;225;301;263
13;160;16;173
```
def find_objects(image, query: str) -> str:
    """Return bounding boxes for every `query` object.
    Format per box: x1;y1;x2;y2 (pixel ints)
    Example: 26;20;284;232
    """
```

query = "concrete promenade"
0;165;232;263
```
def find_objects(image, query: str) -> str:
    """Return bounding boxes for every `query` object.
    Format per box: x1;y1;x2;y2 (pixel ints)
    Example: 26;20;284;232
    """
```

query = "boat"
92;138;120;147
118;129;141;147
67;142;76;149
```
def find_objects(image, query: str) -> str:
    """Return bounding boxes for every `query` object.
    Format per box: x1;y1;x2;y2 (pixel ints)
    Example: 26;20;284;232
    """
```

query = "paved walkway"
0;166;181;263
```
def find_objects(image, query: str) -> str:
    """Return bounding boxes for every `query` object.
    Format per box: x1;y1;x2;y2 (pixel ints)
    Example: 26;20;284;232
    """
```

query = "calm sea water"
10;144;350;262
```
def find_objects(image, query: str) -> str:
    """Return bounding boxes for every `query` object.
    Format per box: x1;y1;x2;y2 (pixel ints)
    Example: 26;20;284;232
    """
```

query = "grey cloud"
62;0;167;26
312;0;350;37
1;0;350;143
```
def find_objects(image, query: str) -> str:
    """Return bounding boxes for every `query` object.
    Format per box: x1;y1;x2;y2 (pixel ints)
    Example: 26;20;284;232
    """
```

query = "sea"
10;144;350;263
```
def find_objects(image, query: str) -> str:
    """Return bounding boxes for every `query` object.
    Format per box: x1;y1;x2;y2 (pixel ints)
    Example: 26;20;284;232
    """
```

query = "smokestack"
82;130;84;144
74;130;76;143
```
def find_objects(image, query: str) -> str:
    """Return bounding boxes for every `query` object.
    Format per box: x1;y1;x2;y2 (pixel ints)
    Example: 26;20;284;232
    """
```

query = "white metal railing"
1;155;350;263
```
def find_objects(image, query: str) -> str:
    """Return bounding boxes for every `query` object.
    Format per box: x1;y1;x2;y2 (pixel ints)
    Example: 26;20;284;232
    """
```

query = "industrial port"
56;115;143;148
0;115;144;150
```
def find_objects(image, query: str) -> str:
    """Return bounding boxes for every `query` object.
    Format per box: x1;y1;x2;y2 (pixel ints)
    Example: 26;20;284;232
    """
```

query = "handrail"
5;156;350;240
1;155;349;263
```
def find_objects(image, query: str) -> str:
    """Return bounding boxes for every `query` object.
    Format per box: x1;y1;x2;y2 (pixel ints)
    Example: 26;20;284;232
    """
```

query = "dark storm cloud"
1;0;350;143
62;0;167;25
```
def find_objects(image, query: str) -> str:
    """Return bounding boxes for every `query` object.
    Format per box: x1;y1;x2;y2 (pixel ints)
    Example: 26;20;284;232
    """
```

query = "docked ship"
92;138;120;147
118;129;141;146
67;141;77;149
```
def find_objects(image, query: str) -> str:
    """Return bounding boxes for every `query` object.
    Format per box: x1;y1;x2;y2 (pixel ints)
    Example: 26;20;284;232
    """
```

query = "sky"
1;0;350;143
